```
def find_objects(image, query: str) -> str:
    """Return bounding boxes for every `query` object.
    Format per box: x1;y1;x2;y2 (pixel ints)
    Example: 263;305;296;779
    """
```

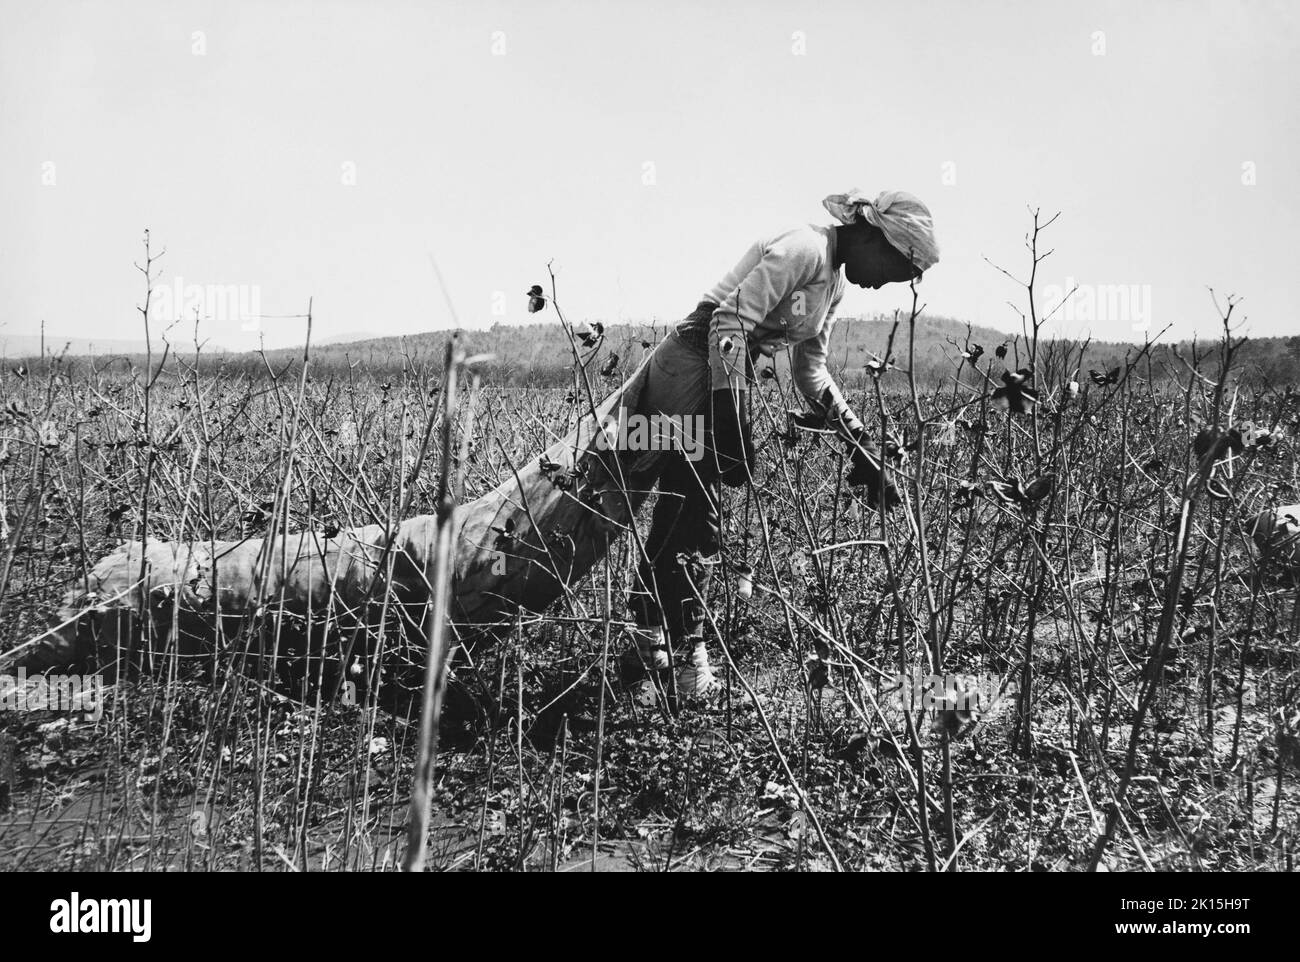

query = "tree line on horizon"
15;315;1300;390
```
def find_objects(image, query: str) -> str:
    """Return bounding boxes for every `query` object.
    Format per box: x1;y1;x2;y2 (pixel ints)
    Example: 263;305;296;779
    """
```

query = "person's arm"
792;308;900;509
791;315;863;441
709;239;820;392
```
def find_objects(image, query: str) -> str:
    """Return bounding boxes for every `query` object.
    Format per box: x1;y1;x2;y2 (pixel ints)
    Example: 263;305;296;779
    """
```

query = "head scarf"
822;189;940;273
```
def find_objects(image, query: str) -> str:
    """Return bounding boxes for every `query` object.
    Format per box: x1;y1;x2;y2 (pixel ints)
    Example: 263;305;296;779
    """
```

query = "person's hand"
709;388;755;487
846;430;900;510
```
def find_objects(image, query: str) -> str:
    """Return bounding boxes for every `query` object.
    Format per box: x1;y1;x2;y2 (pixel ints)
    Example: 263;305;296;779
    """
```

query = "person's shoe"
675;640;723;699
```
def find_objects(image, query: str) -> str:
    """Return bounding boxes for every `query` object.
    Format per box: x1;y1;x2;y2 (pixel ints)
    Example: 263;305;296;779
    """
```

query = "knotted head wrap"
822;189;940;273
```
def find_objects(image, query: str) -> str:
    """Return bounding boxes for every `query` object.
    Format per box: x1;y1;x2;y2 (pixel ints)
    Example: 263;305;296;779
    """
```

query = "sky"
1;0;1296;352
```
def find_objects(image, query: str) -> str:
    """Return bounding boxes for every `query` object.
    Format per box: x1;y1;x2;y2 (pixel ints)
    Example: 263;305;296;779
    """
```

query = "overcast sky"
1;0;1296;351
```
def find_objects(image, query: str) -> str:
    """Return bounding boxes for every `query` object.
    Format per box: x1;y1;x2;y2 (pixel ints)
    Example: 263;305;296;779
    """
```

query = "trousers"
627;302;723;640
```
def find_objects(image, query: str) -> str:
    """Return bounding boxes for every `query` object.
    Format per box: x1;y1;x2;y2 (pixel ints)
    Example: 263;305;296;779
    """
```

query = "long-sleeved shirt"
705;223;862;434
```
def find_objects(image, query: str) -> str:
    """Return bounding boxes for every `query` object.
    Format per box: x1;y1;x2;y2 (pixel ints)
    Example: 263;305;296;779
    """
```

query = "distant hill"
0;333;236;357
0;328;371;357
1;333;158;357
247;315;1300;388
313;331;377;347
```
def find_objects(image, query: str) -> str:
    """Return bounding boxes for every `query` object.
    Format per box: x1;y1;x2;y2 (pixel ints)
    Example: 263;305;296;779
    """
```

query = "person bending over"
625;189;940;698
